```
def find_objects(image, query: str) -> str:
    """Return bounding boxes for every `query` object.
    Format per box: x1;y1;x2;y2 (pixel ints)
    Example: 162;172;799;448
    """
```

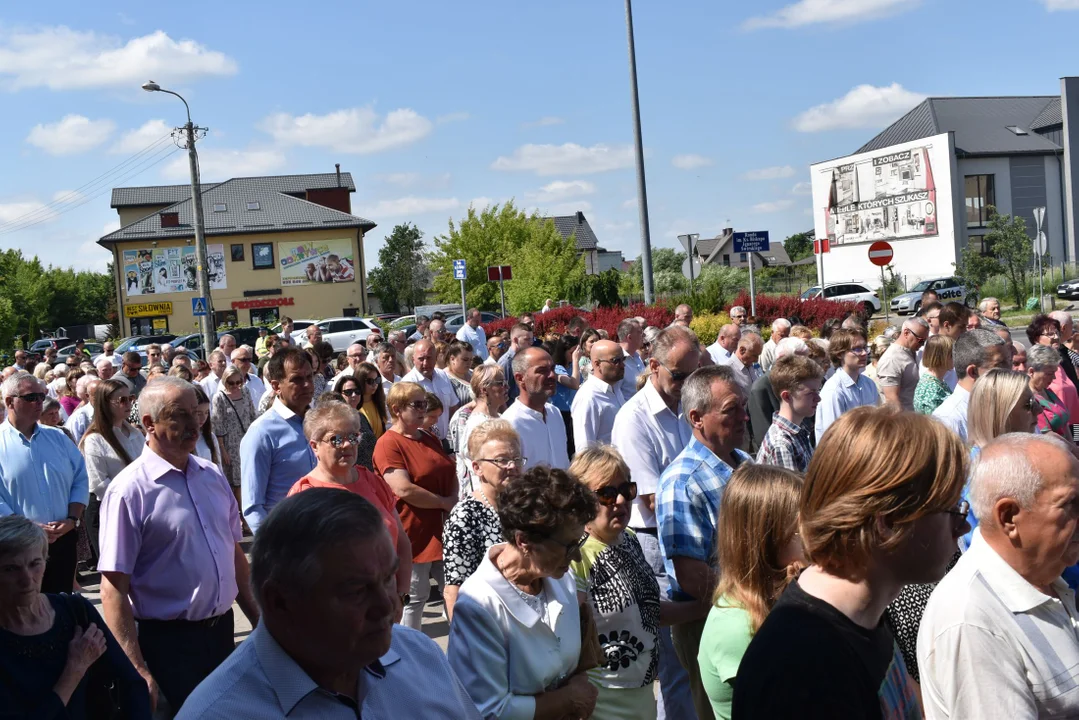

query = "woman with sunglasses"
449;466;600;720
374;381;458;630
454;365;509;499
443;419;522;620
210;365;256;508
289;400;411;611
354;362;388;440
569;445;710;720
332;374;377;471
80;379;144;566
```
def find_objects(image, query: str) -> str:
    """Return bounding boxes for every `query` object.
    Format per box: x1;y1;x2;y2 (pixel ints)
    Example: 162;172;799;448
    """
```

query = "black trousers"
40;529;77;594
138;609;235;710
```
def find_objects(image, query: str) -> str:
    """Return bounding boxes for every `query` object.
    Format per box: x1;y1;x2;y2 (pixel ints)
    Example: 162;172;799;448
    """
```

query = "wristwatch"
66;515;81;529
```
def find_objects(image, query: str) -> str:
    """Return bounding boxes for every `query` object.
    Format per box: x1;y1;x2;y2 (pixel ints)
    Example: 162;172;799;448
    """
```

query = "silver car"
890;277;968;315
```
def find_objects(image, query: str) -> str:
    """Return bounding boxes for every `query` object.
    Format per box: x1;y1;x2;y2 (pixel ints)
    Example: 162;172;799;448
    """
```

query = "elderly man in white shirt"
571;340;626;449
721;332;763;395
706;323;740;365
455;308;489;361
401;339;458;440
616;318;646;399
65;375;100;442
932;329;1009;442
919;433;1079;719
759;318;791;373
199;349;228;399
501;347;569;470
373;343;401;397
610;325;698;720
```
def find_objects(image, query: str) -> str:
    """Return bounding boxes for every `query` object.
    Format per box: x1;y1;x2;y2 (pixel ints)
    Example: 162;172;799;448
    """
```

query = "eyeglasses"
225;380;244;388
596;355;626;366
732;315;746;321
944;500;970;523
906;328;928;344
110;395;134;405
594;481;637;506
661;364;693;382
641;341;652;349
542;533;589;559
484;380;508;390
478;456;527;470
235;356;252;363
341;388;361;397
849;346;869;355
1041;331;1061;339
364;378;379;386
323;432;360;448
15;393;46;403
347;354;366;361
405;400;430;411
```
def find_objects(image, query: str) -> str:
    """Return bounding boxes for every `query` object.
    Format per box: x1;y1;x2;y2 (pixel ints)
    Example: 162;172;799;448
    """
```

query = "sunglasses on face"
661;364;693;382
15;393;46;403
341;388;361;397
594;481;637;506
110;395;133;405
225;380;243;388
405;400;430;411
235;356;252;363
323;432;360;448
597;355;626;366
364;378;379;386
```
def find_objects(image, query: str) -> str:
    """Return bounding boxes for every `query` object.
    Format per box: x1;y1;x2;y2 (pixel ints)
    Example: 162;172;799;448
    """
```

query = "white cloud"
744;165;795;181
378;172;421;187
523;116;564;128
436;112;469;124
526;180;596;204
0;28;237;90
52;189;86;203
491;143;635;175
545;201;593;216
1044;0;1079;8
672;154;713;170
110;119;171;154
469;197;496;212
261;107;433;154
358;197;460;218
26;115;115;155
793;83;926;132
752;199;795;213
622;198;638;210
162;148;286;181
0;199;53;225
743;0;914;29
791;181;812;195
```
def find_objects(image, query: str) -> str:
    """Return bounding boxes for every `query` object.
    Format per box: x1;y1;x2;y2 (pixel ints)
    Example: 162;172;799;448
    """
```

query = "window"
722;254;731;266
230;244;245;262
246;201;261;211
252;242;274;270
968;235;995;257
214;310;238;328
250;307;279;326
212;203;227;213
965;175;995;228
327;320;353;333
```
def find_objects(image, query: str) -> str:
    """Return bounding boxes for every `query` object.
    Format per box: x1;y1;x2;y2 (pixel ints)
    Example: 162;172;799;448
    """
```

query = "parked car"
389;315;417;338
30;337;70;355
1058;279;1079;300
292;317;382;352
217;326;263;350
800;282;881;316
444;311;502;335
171;333;208;360
115;335;177;354
890;277;969;315
270;318;317;336
56;343;104;365
136;348;200;368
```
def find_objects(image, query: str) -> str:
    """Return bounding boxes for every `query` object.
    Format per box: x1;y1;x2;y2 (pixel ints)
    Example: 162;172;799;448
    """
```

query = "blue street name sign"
732;231;770;254
453;259;467;280
191;297;209;316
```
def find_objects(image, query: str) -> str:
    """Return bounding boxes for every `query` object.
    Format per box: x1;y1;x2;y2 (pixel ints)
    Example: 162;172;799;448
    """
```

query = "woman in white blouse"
448;465;600;720
454;365;509;499
79;379;145;563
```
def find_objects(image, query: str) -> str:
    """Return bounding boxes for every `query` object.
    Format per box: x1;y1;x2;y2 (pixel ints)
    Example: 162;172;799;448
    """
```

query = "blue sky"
1;0;1077;273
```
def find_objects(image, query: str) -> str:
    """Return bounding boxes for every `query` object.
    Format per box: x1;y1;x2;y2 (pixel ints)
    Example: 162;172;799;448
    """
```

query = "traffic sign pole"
498;268;507;319
733;232;770;317
1034;207;1046;312
881;266;890;323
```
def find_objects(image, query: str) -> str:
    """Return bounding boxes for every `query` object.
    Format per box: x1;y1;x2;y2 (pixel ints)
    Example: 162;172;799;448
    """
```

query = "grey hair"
75;374;98;398
376;342;395;357
771;318;792;332
138;376;196;423
218;334;235;346
970;432;1071;522
52;364;69;378
42;397;62;414
302;400;359;442
1027;343;1061;371
0;515;47;561
250;488;387;608
903;317;930;333
221;365;246;384
730;305;746;316
1;371;38;402
775;337;809;359
94;356;113;370
1049;310;1073;328
652;325;699;365
953;328;1006;379
883;325;901;340
208;349;227;362
643;326;661;346
737;332;763;350
979;297;1000;312
681;365;738;416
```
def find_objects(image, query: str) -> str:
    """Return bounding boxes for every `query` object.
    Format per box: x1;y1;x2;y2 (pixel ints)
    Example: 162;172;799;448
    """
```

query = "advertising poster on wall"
278;238;356;286
122;245;227;296
812;133;952;247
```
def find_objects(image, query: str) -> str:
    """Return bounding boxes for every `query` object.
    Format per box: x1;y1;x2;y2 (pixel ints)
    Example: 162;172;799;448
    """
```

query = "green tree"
984;207;1034;308
783;230;814;262
367;223;432;313
506;219;586;314
952;244;1003;306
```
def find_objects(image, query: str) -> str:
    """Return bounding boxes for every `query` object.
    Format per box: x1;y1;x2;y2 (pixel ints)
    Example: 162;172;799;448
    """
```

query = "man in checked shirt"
755;354;822;473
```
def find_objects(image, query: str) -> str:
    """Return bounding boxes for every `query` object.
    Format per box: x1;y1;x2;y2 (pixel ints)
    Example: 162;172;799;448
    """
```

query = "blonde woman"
914;335;953;415
864;335;892;395
210;365;256;503
455;364;509;498
699;464;804;720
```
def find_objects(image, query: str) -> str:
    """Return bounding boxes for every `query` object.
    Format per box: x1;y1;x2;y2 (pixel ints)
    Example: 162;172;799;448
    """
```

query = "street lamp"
142;80;216;356
625;0;654;304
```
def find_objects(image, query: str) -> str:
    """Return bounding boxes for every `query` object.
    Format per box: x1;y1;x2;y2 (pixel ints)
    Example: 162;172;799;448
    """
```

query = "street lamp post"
141;80;216;357
625;0;654;304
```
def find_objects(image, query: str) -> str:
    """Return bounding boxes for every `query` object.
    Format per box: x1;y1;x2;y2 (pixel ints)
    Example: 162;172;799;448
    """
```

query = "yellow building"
99;171;376;337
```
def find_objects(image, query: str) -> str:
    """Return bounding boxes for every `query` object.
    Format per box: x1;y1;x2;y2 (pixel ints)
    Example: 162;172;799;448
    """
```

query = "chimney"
576;211;585;225
335;163;341;187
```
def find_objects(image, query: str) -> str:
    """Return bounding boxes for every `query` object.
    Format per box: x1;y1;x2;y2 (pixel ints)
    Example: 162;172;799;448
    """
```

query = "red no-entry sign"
868;241;893;267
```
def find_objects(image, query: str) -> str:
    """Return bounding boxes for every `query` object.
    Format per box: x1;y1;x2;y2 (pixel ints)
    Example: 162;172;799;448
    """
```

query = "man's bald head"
590;339;625;385
412;339;436;378
717;324;740;352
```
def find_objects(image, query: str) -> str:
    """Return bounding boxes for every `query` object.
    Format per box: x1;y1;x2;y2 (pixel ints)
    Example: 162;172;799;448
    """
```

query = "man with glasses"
932;329;1008;443
331;341;369;384
878;317;929;411
231;347;265;412
571;339;626;449
502;347;569;470
611;325;699;720
497;323;535;403
729;305;747;327
117;351;146;397
0;372;88;593
401;339;459;440
617;317;646;399
484;334;508;366
658;365;752;720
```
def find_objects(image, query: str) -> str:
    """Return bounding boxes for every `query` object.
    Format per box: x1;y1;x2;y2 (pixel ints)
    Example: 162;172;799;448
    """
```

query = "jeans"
403;560;445;630
635;530;697;720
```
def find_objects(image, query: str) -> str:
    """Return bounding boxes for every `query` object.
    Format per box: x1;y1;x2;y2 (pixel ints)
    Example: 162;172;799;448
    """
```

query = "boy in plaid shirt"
756;354;821;472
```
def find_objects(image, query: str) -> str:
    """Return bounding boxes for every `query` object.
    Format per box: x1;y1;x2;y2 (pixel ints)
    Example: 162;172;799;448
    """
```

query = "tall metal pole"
185;121;216;356
625;0;654;304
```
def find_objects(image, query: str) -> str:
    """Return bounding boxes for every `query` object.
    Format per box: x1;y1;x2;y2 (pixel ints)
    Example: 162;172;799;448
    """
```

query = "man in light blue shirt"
178;489;480;720
816;328;879;443
456;308;489;360
240;348;316;533
617;317;647;399
0;372;88;594
933;329;1009;443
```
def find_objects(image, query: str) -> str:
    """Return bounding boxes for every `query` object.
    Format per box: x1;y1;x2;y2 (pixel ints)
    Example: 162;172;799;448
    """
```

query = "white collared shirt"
401;367;458;439
501;399;570;470
457;324;489;360
620;348;646;399
611;380;693;528
932;384;971;442
721;353;760;395
380;373;401;398
919;529;1079;719
570;375;625;449
759;338;778;373
245;373;266;411
707;342;734;365
199;372;223;399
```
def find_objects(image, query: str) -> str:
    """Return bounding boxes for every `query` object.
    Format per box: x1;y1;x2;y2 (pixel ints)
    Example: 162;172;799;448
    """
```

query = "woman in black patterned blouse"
442;420;522;620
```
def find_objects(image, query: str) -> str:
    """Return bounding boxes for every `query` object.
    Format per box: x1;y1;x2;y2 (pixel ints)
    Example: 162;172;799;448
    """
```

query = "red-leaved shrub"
483;303;674;338
727;292;860;329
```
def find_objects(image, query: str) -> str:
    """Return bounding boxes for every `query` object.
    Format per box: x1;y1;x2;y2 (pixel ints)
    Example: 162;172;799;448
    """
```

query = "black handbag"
63;593;123;720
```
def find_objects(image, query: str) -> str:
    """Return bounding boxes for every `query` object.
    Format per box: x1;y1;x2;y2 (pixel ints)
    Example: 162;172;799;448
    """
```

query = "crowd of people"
1;292;1078;719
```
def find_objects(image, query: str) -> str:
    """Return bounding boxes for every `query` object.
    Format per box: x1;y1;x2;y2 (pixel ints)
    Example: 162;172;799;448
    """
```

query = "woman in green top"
913;334;953;415
568;445;708;720
697;465;804;720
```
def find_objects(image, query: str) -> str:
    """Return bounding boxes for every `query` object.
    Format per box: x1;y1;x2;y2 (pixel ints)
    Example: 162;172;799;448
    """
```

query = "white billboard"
810;132;959;285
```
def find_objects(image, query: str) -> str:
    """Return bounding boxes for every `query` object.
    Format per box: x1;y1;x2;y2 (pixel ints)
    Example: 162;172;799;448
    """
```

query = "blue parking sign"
453;259;467;280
